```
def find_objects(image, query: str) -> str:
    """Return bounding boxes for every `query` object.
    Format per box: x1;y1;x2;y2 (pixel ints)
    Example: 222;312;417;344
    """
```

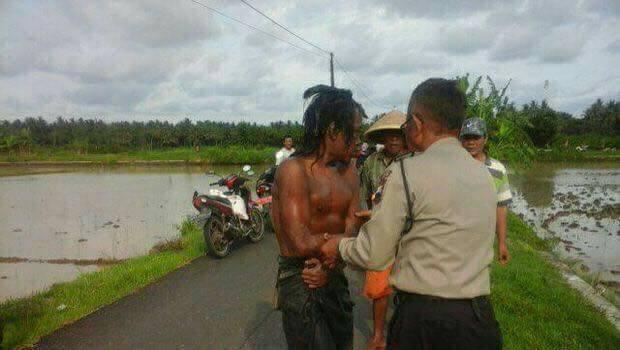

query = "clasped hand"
302;211;371;289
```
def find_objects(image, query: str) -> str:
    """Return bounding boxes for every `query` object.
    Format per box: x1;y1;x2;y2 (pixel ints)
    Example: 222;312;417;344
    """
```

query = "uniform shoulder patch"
371;169;392;205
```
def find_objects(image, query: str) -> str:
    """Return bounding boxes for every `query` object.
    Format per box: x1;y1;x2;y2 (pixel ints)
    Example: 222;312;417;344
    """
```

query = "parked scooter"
192;165;265;258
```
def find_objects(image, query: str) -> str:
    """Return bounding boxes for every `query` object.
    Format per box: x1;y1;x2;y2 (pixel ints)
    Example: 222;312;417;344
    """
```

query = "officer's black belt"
394;290;489;305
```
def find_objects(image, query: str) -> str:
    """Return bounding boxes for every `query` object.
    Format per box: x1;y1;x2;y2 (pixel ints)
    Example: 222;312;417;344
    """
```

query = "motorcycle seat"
206;195;232;207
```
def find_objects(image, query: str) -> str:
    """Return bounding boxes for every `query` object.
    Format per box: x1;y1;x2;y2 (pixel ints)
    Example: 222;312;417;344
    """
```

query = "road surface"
37;233;383;349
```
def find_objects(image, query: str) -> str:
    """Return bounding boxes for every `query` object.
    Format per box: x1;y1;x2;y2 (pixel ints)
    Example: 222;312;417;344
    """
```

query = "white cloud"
1;0;619;121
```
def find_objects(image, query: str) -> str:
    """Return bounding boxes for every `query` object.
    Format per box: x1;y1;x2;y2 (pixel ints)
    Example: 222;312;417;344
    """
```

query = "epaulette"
394;152;415;162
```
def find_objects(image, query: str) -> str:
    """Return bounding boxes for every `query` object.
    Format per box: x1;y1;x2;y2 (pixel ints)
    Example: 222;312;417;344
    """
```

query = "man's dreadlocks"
295;84;366;158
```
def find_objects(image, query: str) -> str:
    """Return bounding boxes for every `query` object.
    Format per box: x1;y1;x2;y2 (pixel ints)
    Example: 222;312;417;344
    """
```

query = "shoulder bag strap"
399;159;414;236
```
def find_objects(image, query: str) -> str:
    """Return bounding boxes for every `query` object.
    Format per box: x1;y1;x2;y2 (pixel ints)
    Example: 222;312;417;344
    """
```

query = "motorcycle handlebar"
209;182;219;186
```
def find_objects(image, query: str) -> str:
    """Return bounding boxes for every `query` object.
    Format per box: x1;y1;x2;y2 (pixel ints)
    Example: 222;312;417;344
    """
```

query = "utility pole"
330;52;334;87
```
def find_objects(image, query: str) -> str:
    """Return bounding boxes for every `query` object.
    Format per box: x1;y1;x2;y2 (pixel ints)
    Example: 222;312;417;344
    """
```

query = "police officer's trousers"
387;292;502;350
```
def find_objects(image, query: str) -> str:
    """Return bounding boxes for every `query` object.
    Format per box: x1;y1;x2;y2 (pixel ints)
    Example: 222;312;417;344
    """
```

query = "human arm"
275;150;283;166
496;205;510;265
495;163;512;265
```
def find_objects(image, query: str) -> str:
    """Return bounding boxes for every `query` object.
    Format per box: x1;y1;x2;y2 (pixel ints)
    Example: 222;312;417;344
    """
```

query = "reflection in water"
0;164;267;302
509;162;620;291
510;164;556;208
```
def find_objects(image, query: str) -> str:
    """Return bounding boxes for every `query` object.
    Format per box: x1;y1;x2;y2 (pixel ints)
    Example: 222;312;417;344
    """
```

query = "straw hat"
364;110;406;143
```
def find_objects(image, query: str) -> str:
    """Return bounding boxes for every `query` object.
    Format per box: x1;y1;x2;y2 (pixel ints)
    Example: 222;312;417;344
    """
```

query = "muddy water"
509;161;619;290
0;164;266;302
1;162;618;302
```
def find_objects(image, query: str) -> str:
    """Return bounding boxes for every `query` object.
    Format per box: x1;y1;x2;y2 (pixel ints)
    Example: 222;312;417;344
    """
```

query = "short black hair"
408;78;466;130
283;135;292;141
295;84;366;158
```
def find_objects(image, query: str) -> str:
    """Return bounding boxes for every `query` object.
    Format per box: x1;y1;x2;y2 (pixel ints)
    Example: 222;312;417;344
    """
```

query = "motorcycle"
255;165;276;213
192;165;265;258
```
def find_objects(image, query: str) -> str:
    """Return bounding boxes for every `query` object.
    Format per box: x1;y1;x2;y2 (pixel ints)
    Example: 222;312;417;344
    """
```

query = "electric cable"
238;0;330;55
190;0;327;59
334;58;391;110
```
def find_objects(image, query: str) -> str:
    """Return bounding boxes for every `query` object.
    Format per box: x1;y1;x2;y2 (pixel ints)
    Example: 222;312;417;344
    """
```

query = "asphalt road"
37;233;381;349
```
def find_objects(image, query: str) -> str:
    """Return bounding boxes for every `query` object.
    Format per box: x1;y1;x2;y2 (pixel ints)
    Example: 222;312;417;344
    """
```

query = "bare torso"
272;156;359;257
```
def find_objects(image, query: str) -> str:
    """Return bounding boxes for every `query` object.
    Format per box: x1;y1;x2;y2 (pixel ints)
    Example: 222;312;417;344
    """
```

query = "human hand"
498;242;510;265
320;237;342;269
302;258;328;289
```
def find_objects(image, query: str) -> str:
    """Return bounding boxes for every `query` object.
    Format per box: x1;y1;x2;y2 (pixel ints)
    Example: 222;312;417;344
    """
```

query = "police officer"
321;78;502;349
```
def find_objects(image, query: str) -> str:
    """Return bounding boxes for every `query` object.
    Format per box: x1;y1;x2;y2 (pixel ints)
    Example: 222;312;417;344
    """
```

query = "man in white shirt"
275;135;295;165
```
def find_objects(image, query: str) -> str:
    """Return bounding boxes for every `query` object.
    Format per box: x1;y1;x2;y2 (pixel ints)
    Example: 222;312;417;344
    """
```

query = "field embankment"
0;215;619;349
0;146;277;165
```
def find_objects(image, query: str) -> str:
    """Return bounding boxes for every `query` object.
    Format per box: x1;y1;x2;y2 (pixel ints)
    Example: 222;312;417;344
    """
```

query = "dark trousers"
387;292;502;350
277;256;354;350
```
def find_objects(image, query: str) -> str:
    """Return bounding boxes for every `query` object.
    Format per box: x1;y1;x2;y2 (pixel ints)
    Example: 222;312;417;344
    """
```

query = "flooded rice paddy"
0;164;265;302
509;161;619;291
0;161;618;302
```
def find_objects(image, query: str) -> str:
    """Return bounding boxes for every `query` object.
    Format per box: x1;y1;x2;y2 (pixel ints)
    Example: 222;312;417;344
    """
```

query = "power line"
334;58;391;110
238;0;330;55
190;0;327;59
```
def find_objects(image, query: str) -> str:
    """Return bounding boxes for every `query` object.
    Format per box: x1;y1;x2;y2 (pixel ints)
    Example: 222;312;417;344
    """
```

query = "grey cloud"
375;51;449;75
585;0;620;17
67;82;152;108
63;0;222;49
1;1;218;81
490;26;539;61
368;0;504;19
438;24;495;55
185;82;255;98
538;29;588;63
486;1;599;62
608;39;620;53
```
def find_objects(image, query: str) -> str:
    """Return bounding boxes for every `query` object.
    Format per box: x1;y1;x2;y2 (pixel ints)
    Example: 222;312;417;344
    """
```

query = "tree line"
0;118;304;154
1;77;618;157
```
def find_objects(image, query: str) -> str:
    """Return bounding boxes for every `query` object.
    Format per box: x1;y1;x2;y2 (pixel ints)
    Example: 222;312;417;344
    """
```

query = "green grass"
1;216;619;349
491;214;619;349
0;146;278;165
0;220;204;350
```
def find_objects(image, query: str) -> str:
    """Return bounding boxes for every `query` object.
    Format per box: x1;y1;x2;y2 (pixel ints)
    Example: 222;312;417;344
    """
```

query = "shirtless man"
272;84;364;350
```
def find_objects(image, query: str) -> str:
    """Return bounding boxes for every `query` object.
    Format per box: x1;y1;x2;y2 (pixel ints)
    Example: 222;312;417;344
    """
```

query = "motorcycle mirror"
242;165;252;173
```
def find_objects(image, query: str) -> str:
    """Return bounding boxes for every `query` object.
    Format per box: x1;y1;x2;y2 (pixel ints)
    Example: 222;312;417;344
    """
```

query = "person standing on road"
358;110;407;350
271;84;365;349
460;117;513;265
321;78;502;349
275;135;295;166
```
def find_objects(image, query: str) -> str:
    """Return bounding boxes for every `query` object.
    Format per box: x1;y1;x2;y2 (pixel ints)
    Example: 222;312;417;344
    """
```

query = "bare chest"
307;175;354;216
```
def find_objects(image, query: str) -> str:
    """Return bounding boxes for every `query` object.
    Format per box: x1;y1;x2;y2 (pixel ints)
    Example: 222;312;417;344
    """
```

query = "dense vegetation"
456;75;619;164
1;75;618;163
0;119;303;155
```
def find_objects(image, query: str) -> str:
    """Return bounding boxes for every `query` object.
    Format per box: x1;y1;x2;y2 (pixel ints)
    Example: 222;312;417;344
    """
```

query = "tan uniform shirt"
339;137;497;298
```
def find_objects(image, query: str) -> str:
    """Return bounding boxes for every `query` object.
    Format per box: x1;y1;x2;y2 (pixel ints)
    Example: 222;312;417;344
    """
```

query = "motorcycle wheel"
247;207;265;243
262;203;273;232
204;216;231;258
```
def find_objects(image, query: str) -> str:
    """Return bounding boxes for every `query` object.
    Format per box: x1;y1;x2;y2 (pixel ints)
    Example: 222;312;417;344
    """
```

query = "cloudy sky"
1;0;619;123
